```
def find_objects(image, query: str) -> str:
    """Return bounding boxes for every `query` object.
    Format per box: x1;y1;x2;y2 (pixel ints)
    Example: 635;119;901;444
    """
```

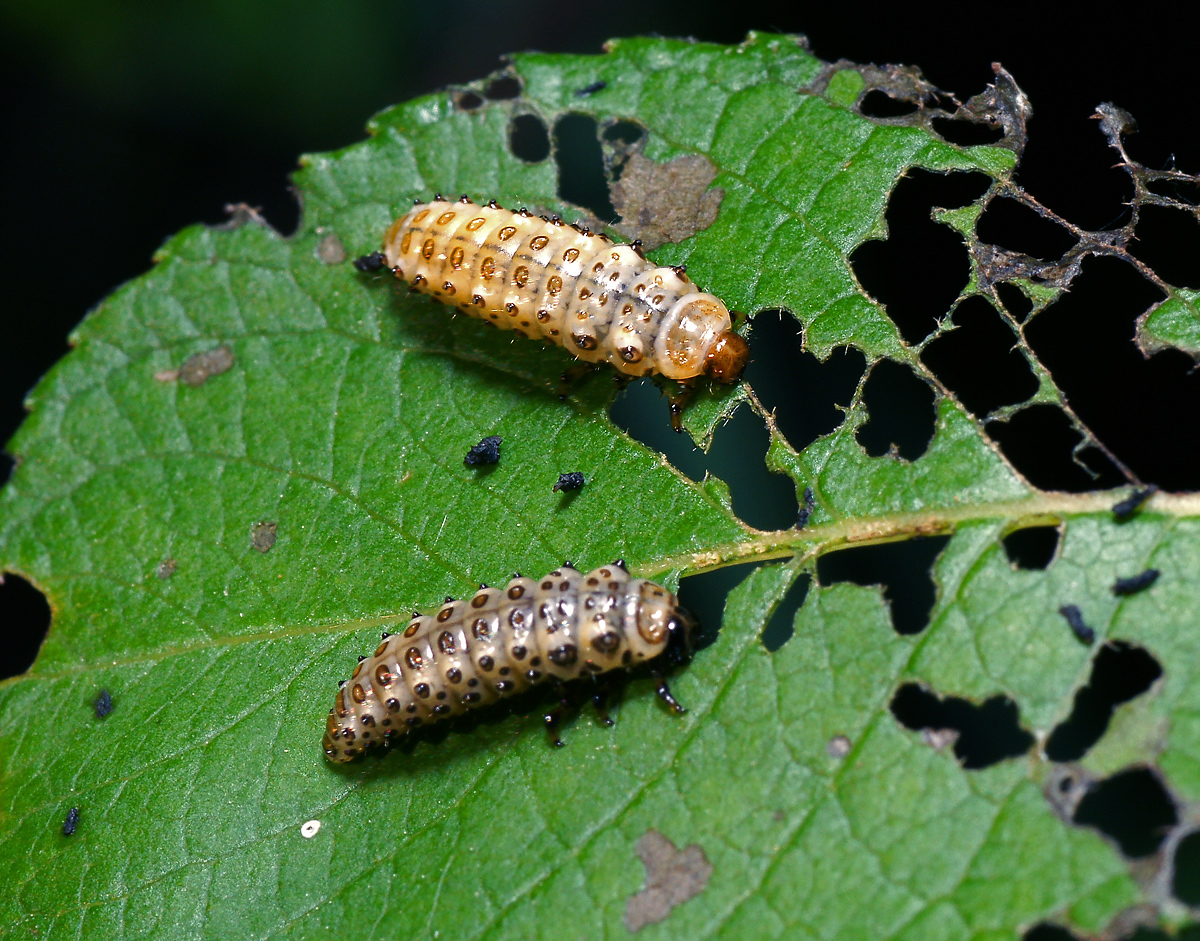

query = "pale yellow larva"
357;194;749;385
322;562;694;763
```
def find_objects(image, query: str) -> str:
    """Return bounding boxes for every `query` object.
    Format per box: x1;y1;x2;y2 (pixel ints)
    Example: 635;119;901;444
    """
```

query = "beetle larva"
364;194;749;388
323;562;694;762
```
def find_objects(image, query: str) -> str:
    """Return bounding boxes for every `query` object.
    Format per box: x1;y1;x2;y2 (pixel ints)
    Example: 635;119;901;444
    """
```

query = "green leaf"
2;32;1198;940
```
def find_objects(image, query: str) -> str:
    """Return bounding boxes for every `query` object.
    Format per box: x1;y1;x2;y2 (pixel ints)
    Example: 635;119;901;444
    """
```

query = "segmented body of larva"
323;562;694;762
372;195;749;383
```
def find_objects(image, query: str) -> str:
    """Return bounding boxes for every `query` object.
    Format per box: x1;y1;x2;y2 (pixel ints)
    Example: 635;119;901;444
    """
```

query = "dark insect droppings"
1059;604;1096;644
353;251;387;272
552;472;586;493
1112;486;1158;521
575;80;607;97
464;435;503;467
1112;569;1161;596
62;807;80;836
796;487;815;529
94;689;113;719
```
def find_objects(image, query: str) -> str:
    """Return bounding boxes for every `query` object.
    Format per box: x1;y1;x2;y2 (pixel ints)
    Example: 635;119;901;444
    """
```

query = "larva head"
630;581;695;663
654;293;738;381
703;329;750;383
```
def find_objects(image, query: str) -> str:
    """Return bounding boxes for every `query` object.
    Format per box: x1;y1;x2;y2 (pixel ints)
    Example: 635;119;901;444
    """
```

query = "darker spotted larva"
323;562;694;762
363;195;749;424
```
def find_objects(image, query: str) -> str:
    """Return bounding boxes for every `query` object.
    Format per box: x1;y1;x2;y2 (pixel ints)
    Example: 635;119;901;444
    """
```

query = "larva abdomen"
379;195;749;382
323;563;694;762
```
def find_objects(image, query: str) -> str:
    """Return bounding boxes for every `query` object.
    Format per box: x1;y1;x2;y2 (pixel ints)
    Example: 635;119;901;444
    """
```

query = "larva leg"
590;675;623;728
653;671;687;715
661;378;697;434
543;681;574;748
557;361;602;401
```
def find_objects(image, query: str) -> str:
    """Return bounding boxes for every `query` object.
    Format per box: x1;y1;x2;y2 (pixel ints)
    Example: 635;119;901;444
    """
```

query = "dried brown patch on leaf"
611;154;723;251
175;345;235;387
250;521;277;553
623;830;713;932
315;232;347;265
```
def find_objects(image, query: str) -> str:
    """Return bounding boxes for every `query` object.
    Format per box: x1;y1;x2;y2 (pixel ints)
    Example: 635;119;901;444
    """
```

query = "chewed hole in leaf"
1129;205;1200;290
1073;767;1177;858
1044;642;1162;762
744;312;864;453
857;90;919;118
677;562;769;652
610;384;798;531
986;404;1126;492
0;573;50;680
920;296;1039;417
760;574;811;652
453;89;484;111
995;281;1035;323
816;536;950;635
1171;830;1200;906
890;683;1035;769
850;168;991;343
1025;255;1200;489
855;360;936;462
1022;925;1084;941
1001;525;1061;570
483;74;521;100
976;196;1080;260
509;113;550;163
553;113;616;223
930;115;1006;146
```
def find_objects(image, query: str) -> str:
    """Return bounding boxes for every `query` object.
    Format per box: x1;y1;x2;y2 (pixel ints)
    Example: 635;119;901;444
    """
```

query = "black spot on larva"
1112;568;1160;595
250;521;277;553
1058;604;1096;645
1073;767;1177;858
464;434;502;467
478;655;494;672
890;683;1035;769
549;644;578;666
414;682;431;699
484;75;521;100
62;807;80;836
94;689;113;719
0;573;50;680
434;704;451;716
1002;526;1060;570
446;667;462;684
592;631;619;653
511;645;527;660
1045;641;1162;762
